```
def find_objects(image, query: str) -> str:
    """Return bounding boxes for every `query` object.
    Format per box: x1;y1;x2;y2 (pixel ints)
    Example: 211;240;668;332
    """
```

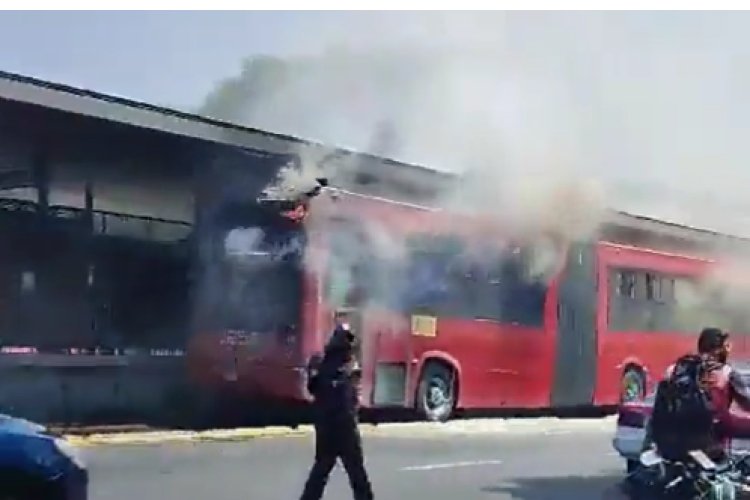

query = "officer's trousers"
299;421;374;500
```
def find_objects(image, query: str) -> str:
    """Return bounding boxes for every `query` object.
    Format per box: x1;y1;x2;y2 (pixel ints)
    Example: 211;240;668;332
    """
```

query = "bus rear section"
593;242;750;407
189;197;310;402
187;152;314;408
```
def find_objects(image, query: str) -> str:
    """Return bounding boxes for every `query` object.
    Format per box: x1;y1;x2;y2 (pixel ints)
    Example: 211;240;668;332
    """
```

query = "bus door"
551;242;598;407
323;217;406;407
324;219;375;399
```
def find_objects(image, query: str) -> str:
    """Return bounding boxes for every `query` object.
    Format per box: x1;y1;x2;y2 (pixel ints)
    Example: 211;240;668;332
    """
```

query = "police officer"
299;323;374;500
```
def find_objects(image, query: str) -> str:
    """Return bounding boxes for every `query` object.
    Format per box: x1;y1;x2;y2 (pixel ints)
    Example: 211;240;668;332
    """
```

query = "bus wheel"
417;362;455;422
620;368;645;404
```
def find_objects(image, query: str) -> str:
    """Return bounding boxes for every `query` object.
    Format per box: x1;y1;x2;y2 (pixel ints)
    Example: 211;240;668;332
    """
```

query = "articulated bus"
187;182;750;421
2;68;748;425
596;242;750;405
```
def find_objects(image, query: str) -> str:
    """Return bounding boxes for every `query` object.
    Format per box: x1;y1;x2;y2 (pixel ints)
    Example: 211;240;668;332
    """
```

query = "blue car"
0;413;87;499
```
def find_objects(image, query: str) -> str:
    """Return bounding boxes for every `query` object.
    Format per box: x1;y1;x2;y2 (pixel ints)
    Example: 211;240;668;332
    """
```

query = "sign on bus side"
411;315;437;337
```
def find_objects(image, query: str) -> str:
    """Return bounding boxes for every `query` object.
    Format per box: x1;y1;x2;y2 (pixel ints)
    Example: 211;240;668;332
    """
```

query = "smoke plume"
199;12;750;325
201;12;750;239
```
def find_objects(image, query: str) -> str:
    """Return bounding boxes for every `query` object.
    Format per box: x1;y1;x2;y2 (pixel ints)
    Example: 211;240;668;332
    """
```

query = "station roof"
0;70;454;197
0;69;747;250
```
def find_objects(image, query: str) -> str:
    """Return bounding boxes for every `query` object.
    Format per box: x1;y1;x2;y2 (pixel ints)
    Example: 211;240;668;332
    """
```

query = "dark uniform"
299;326;374;500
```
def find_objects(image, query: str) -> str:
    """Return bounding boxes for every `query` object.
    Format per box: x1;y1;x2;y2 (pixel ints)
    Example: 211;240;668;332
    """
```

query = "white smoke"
194;11;750;331
201;11;750;239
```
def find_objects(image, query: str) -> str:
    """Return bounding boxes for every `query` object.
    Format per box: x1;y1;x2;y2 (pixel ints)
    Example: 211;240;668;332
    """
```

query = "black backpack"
651;354;716;459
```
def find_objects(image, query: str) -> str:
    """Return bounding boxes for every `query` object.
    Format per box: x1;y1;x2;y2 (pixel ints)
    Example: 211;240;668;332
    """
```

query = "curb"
50;424;154;436
64;416;616;447
65;426;313;447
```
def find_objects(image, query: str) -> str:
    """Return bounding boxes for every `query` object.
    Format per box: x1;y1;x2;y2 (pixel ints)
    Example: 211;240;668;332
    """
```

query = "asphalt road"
85;425;626;500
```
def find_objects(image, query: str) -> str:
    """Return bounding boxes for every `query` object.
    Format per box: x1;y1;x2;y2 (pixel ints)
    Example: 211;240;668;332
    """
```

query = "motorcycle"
625;447;750;499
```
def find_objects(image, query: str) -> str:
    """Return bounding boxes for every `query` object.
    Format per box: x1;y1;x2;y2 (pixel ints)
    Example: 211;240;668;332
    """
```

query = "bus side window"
672;276;712;333
647;273;675;331
629;270;656;331
497;247;546;327
404;251;451;315
608;268;740;335
405;241;548;326
325;223;363;309
619;270;636;299
645;273;659;301
608;269;621;330
609;269;640;332
630;272;651;331
324;220;394;310
403;233;466;317
468;255;503;322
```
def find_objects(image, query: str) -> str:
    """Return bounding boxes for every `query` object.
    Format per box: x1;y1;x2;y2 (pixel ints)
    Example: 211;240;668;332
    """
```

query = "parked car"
0;412;87;499
613;366;750;473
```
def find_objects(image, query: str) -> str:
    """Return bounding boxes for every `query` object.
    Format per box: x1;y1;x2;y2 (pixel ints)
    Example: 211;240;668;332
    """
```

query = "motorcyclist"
645;327;750;460
299;321;373;500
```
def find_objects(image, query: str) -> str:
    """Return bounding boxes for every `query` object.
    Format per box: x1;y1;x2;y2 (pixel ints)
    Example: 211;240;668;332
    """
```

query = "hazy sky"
0;11;341;108
4;11;750;233
2;11;737;109
0;11;513;108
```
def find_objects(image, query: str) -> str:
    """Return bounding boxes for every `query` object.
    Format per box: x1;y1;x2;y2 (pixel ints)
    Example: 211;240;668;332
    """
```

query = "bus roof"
606;210;750;248
598;241;715;263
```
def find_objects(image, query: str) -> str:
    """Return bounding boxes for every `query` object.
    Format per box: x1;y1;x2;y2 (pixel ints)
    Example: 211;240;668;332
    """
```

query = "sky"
0;11;338;108
0;11;490;109
3;11;750;234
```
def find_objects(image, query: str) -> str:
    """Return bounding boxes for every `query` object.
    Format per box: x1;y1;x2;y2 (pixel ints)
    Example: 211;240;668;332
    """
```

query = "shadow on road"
481;474;628;499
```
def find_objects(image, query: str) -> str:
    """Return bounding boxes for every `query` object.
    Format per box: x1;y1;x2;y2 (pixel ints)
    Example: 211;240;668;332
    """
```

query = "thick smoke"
201;12;750;236
200;12;750;329
198;13;619;287
260;149;331;201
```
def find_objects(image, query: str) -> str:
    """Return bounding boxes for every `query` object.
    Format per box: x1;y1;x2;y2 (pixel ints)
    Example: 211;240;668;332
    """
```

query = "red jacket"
665;359;750;436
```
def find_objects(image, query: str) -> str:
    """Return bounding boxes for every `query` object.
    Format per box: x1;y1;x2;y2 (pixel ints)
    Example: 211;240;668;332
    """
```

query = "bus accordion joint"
411;315;437;337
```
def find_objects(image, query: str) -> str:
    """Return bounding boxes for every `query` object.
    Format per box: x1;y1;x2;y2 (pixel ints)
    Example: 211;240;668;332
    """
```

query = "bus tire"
620;367;646;404
416;362;456;422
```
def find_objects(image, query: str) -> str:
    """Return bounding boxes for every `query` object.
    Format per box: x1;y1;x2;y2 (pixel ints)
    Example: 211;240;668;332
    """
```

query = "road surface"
85;423;626;499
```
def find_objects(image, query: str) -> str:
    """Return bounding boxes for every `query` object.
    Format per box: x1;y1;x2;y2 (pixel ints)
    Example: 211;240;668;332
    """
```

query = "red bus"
187;185;556;421
595;242;750;406
187;184;750;421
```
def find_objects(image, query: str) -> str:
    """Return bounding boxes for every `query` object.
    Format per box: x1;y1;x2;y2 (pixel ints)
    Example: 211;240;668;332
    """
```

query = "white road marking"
400;459;504;471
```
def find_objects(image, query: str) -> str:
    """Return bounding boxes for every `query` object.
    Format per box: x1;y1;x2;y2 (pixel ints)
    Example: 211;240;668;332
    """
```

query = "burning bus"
187;164;750;423
187;166;573;422
2;69;750;425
